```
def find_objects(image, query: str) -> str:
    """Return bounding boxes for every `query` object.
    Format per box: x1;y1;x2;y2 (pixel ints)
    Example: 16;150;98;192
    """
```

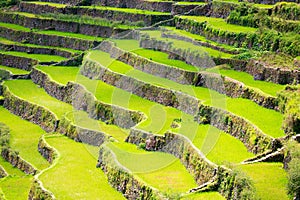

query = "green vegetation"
4;80;73;118
0;65;29;75
107;142;197;193
39;134;125;199
0;157;32;200
286;141;300;199
241;163;289;200
206;68;285;96
87;50;285;138
0;107;49;170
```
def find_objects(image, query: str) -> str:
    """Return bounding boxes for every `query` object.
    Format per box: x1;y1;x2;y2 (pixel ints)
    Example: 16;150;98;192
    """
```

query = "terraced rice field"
0;0;299;199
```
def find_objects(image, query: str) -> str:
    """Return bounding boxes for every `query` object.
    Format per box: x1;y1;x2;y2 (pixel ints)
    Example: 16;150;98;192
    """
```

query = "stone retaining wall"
57;115;108;146
245;59;300;85
0;12;126;38
0;26;98;51
19;2;172;26
100;40;277;109
38;136;57;164
92;0;173;12
0;54;37;71
81;59;201;115
1;148;37;175
31;68;144;128
0;43;74;58
28;179;55;200
2;86;58;132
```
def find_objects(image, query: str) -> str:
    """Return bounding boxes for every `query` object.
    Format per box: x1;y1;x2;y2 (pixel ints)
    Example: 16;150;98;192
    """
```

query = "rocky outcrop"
28;179;55;200
245;59;300;84
0;26;99;51
0;12;127;38
195;104;281;154
81;59;201;115
2;86;58;132
98;144;164;199
0;54;37;71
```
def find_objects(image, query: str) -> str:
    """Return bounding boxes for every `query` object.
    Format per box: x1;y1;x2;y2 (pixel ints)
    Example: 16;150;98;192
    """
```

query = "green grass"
0;51;66;63
39;134;125;199
0;176;33;200
240;163;289;200
107;142;197;194
206;68;285;96
0;107;50;170
4;80;73;118
179;16;257;33
87;50;285;138
0;157;33;200
35;66;80;85
0;65;29;75
175;2;207;5
65;111;129;142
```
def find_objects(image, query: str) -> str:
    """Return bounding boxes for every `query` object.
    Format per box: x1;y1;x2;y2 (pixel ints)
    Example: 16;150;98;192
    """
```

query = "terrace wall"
101;40;276;109
57;115;108;146
0;12;126;38
2;86;58;132
91;0;173;12
0;27;98;51
31;68;144;128
19;2;172;26
245;59;300;85
0;54;37;71
81;59;201;115
28;179;55;200
0;43;74;58
38;136;57;164
172;1;235;18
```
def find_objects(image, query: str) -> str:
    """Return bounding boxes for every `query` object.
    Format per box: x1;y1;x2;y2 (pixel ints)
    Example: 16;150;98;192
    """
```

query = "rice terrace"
0;0;299;199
